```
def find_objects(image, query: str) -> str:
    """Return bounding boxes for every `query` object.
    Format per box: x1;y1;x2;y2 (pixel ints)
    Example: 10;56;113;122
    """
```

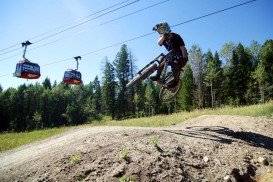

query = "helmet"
152;22;171;34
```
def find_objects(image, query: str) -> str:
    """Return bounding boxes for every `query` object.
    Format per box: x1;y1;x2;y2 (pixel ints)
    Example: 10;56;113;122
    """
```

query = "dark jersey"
162;33;185;55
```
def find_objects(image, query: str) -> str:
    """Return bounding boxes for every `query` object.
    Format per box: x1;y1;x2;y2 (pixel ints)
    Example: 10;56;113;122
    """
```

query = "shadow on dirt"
163;126;273;151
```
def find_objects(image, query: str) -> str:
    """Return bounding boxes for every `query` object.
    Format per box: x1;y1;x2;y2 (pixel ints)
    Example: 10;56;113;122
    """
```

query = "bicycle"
126;51;182;103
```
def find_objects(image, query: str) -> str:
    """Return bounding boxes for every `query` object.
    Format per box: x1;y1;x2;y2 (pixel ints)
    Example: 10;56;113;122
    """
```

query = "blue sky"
0;0;272;90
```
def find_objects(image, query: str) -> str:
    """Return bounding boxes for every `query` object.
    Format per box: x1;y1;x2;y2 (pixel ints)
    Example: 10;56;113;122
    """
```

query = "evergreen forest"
0;40;273;132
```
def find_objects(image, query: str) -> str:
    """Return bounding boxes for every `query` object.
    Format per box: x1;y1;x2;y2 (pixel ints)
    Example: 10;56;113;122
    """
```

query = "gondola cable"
0;0;140;56
44;0;257;66
0;0;257;79
0;0;170;63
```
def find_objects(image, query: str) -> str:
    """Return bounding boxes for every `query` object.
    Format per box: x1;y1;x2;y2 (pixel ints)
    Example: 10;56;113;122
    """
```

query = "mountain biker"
150;22;188;88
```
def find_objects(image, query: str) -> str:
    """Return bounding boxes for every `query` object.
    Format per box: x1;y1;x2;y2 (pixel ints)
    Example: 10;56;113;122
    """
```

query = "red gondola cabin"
14;60;41;79
63;69;82;85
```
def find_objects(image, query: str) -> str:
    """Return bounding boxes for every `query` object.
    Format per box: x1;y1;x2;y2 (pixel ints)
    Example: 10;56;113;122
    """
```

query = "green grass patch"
1;101;272;152
0;127;69;152
120;175;135;182
151;136;159;147
120;145;128;160
94;101;273;127
69;150;83;165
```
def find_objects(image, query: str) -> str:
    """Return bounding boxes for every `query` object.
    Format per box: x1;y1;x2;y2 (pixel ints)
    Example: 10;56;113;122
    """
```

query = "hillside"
0;115;272;182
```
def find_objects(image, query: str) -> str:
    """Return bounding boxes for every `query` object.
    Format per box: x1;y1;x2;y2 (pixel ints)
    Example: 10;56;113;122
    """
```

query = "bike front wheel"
159;80;182;103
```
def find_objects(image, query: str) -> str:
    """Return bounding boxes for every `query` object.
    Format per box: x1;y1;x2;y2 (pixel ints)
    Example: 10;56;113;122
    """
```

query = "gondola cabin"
63;69;82;85
14;60;41;79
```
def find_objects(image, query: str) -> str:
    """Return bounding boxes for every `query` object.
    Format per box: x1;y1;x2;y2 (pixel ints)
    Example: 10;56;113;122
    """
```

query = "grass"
96;101;273;127
0;101;272;152
121;145;128;160
0;127;69;152
69;151;83;164
70;154;80;164
120;175;135;182
151;136;159;147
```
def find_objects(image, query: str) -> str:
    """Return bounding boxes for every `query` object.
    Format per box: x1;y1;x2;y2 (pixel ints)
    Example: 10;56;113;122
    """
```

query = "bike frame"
126;50;182;102
153;51;174;88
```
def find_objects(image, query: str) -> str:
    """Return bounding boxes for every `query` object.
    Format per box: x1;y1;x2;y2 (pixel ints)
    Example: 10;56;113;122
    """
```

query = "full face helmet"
152;22;171;35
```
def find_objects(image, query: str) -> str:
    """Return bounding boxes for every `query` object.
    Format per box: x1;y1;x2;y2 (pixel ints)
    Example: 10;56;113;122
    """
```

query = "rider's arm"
180;46;188;59
157;35;165;46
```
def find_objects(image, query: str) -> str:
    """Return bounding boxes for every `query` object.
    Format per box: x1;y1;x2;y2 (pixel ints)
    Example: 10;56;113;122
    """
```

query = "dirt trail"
0;115;273;182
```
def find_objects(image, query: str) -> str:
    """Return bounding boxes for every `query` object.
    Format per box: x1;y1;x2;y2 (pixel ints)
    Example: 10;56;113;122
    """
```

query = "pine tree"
113;44;130;118
40;88;52;128
10;84;28;131
245;41;262;104
128;51;137;116
223;50;238;105
223;44;251;105
66;101;85;125
65;85;87;125
102;58;116;119
204;50;214;107
189;45;204;108
0;89;11;131
24;84;40;130
220;42;236;66
252;62;267;103
248;40;262;69
83;82;97;121
144;81;157;116
237;43;252;104
42;77;52;90
92;76;102;116
52;80;57;88
178;64;194;111
259;39;273;99
133;82;146;117
51;83;69;126
204;51;223;107
213;52;224;105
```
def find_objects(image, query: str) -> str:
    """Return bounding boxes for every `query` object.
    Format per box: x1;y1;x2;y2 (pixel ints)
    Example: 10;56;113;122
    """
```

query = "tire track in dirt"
0;115;272;182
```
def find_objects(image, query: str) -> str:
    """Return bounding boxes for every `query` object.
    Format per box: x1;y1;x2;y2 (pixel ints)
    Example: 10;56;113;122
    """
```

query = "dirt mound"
0;115;273;182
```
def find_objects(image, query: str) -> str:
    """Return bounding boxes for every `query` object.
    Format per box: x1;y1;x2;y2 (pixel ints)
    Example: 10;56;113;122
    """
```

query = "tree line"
0;40;272;132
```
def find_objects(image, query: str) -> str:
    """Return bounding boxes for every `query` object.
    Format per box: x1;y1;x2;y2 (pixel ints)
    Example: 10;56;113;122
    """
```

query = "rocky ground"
0;115;273;182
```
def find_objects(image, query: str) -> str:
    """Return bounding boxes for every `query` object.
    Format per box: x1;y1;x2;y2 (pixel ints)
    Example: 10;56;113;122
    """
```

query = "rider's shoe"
150;75;160;81
167;80;178;88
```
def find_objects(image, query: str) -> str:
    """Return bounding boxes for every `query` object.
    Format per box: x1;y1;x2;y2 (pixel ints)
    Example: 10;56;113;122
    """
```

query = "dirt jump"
0;115;273;182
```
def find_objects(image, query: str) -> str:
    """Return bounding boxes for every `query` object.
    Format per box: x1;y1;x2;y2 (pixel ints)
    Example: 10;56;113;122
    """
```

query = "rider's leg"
168;62;181;88
173;68;180;82
168;57;188;87
173;57;188;80
180;57;188;68
150;65;164;81
173;63;181;79
166;65;179;88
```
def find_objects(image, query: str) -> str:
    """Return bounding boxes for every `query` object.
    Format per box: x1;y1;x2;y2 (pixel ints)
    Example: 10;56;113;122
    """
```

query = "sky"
0;0;272;90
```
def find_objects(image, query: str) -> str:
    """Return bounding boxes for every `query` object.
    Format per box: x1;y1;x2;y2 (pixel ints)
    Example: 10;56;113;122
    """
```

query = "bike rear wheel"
126;63;158;89
159;80;182;102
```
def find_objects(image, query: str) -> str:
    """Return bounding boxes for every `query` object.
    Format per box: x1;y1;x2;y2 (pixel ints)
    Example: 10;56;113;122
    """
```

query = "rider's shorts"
166;51;187;65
